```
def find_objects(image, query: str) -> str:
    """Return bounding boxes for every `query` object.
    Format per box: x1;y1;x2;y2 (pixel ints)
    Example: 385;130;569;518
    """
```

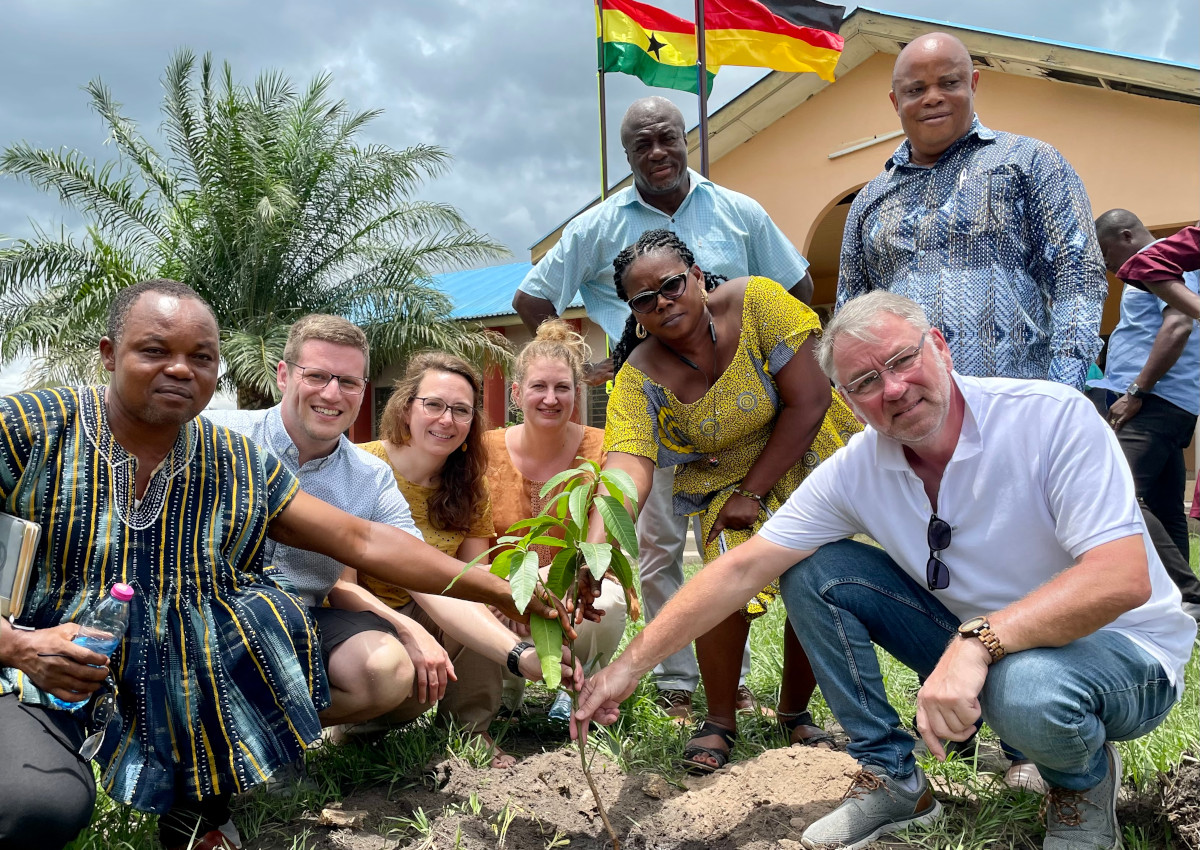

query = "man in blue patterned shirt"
514;96;813;719
837;32;1107;391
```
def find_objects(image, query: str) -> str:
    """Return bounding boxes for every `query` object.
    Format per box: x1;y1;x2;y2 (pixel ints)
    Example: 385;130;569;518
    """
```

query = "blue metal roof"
431;262;583;321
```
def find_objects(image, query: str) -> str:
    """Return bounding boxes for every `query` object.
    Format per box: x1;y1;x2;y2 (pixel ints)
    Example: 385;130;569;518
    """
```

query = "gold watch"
957;616;1006;662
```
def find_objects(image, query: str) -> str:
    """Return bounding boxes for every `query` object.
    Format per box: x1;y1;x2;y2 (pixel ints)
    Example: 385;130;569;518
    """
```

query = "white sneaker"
217;818;243;849
1004;759;1047;794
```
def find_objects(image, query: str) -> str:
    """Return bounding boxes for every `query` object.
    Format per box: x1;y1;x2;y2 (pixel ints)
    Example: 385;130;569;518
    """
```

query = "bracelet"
507;641;534;676
733;486;764;502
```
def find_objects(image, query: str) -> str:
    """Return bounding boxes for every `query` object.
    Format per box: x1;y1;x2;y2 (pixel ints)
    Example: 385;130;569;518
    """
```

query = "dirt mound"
1164;753;1200;849
250;744;861;850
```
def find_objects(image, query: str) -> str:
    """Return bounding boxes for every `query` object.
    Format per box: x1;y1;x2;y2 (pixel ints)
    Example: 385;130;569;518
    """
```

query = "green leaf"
578;541;612;581
546;549;577;598
594;494;638;558
600;468;639;512
526;535;567;549
504;516;560;534
497;535;523;545
568;484;590;530
509;549;540;614
529;614;563;690
538;465;587;498
609;547;635;592
489;548;516;579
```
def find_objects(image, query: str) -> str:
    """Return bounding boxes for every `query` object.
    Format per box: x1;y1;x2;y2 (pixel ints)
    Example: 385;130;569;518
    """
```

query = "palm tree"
0;50;510;407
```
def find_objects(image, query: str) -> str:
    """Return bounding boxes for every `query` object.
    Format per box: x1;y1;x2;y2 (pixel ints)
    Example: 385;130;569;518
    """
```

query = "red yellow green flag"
598;0;716;96
704;0;845;82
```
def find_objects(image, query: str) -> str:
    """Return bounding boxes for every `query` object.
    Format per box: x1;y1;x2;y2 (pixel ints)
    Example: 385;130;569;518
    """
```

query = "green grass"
68;538;1200;849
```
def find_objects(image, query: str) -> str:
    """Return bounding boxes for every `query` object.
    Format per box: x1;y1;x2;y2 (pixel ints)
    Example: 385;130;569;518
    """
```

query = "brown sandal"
779;710;835;748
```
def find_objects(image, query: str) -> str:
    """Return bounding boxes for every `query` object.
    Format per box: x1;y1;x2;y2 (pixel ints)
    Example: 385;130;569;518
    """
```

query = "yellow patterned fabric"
605;276;861;618
356;440;493;609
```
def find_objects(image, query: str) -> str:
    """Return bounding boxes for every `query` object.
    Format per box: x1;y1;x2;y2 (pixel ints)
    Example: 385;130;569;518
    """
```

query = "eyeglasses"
414;396;474;423
842;334;928;398
628;271;690;314
78;673;118;761
286;361;367;395
926;513;952;592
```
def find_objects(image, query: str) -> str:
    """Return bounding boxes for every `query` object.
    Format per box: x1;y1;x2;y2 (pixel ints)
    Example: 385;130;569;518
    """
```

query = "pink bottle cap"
110;583;135;602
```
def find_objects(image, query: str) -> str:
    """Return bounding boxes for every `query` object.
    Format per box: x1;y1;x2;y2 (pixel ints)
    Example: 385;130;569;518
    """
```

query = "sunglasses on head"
628;270;690;314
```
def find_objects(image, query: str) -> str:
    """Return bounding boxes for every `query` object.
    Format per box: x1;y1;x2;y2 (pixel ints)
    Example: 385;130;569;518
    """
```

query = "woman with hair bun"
484;319;632;722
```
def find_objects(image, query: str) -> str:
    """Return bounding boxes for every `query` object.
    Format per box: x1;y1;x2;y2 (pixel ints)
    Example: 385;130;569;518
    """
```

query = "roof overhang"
530;7;1200;264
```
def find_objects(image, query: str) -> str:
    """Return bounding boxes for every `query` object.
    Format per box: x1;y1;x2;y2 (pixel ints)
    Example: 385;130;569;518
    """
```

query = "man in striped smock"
0;280;542;850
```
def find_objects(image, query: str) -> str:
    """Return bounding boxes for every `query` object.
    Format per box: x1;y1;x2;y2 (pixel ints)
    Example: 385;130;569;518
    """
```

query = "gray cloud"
1;0;1195;265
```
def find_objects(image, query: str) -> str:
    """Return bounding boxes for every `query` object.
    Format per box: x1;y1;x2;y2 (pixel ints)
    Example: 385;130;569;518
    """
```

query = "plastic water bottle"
48;583;134;711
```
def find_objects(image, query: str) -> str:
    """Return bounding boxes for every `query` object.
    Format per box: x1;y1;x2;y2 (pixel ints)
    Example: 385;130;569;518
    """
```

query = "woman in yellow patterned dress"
601;229;860;772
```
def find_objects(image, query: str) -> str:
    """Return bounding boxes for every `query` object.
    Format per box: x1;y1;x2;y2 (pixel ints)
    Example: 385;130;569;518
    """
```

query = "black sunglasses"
629;270;690;314
926;514;952;592
78;677;118;761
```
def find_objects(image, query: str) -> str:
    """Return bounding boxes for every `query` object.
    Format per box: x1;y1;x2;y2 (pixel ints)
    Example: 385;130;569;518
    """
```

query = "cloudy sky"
0;0;1196;393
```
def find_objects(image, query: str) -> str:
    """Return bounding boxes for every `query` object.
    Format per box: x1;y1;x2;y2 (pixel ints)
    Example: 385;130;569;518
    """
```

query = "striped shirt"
519;169;810;342
0;387;328;813
837;117;1107;390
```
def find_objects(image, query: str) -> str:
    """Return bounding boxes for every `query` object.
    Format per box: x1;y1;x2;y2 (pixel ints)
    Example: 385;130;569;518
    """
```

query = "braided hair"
611;229;727;372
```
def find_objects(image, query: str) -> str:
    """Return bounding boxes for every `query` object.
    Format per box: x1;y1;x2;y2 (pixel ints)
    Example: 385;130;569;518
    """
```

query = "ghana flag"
598;0;716;95
704;0;845;81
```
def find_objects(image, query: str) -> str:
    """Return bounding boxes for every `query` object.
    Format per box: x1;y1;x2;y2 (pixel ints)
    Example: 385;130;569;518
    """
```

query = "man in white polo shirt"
574;291;1194;850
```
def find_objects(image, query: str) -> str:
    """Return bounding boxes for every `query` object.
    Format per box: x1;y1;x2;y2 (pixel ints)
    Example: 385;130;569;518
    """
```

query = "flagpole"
695;0;710;177
596;0;614;387
596;0;609;199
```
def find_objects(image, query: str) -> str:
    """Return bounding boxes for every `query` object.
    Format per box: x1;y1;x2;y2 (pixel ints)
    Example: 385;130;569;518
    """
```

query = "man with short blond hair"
577;291;1193;849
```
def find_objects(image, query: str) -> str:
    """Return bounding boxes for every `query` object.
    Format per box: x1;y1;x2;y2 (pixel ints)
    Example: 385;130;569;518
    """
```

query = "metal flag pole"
695;0;710;177
596;0;610;199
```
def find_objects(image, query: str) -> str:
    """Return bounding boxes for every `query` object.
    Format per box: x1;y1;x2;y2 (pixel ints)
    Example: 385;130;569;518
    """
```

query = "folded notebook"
0;513;41;619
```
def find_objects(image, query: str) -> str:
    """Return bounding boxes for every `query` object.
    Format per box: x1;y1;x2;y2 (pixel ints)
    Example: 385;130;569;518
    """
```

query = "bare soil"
245;736;1186;850
248;744;864;850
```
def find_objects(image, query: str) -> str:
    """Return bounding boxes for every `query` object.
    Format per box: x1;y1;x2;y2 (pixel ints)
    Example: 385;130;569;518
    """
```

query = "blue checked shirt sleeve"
518;225;601;317
1024;145;1106;390
745;203;810;288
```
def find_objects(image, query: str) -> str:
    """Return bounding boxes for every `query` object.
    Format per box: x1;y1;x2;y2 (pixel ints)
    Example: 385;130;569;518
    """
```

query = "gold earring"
701;289;709;305
635;323;647;339
461;442;468;453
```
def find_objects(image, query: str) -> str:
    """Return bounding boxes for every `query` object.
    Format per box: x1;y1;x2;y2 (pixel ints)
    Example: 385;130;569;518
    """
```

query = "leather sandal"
779;710;836;748
682;720;737;774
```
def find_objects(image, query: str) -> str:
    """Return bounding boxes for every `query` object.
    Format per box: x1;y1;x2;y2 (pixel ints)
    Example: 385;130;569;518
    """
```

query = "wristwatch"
1125;382;1144;399
957;616;1006;662
507;641;535;676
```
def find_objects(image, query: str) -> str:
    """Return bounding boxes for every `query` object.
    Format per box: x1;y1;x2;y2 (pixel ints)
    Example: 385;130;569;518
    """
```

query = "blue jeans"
779;540;1180;790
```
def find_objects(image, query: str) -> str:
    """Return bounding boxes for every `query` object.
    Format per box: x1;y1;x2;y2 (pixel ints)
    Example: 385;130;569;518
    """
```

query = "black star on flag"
645;32;666;59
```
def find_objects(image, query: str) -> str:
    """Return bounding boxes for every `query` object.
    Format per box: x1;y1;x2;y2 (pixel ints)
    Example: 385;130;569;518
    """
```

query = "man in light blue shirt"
1094;209;1200;569
513;96;811;714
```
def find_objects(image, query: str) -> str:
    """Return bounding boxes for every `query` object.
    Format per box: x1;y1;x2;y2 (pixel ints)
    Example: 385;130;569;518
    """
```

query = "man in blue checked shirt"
513;96;812;721
837;32;1107;392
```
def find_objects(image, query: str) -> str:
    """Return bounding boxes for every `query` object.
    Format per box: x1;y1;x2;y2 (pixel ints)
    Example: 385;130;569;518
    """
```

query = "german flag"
598;0;716;95
704;0;845;81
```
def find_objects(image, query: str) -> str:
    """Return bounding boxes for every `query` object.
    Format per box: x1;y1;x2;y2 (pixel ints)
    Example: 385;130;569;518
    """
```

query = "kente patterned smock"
0;387;328;813
604;276;860;618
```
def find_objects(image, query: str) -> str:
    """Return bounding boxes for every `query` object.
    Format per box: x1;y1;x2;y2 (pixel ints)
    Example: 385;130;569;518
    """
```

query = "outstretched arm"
270;490;563;626
572;534;812;739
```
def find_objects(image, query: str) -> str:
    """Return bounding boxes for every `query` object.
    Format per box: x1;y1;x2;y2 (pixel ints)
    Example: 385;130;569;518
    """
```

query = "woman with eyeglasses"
599;229;860;773
484;319;632;723
356;351;516;767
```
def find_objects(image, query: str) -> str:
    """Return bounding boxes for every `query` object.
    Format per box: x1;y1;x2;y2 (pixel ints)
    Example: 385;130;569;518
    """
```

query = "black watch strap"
507;641;535;676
